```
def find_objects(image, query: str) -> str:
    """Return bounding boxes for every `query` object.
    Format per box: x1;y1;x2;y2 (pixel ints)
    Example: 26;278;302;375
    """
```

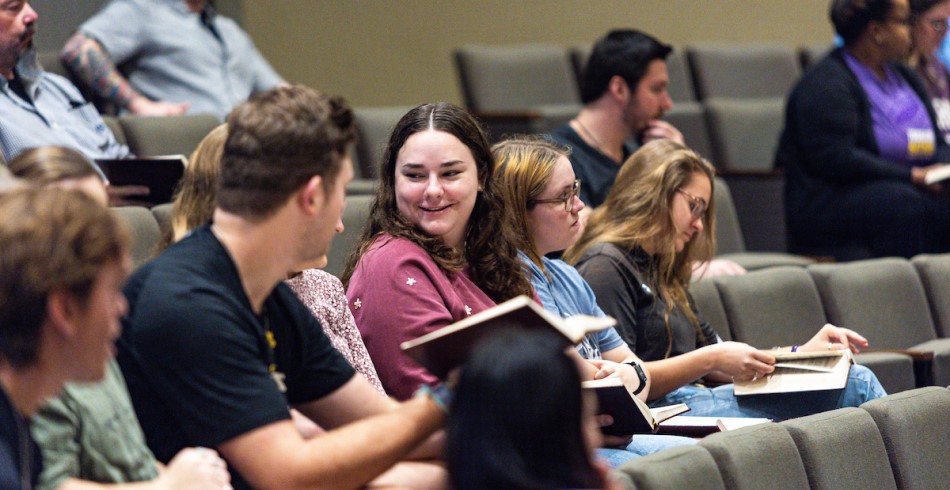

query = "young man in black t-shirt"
119;85;447;490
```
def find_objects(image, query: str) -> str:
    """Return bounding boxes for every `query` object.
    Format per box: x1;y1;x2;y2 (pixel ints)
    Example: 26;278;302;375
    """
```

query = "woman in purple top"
776;0;950;260
343;103;533;400
910;0;950;143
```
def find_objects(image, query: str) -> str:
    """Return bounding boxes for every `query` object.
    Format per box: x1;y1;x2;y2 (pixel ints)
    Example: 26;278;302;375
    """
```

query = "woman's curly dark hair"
342;102;533;302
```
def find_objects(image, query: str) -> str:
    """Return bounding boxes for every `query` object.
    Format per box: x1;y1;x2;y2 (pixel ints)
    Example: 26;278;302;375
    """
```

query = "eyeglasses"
928;19;949;33
531;179;581;212
676;188;707;221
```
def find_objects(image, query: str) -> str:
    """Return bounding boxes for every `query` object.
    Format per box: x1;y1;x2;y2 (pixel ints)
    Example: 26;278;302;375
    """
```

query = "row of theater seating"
689;255;950;394
617;386;950;490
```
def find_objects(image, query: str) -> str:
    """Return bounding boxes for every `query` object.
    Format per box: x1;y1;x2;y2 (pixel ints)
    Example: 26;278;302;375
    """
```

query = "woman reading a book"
342;102;534;400
493;136;697;464
563;140;886;420
448;329;622;490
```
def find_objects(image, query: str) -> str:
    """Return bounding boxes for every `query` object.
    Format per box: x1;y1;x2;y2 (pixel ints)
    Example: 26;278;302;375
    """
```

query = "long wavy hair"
564;140;716;353
492;136;570;272
448;329;603;490
342;103;532;302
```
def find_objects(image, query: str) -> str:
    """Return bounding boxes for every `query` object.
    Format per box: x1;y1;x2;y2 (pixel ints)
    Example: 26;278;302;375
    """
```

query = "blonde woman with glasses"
564;140;887;420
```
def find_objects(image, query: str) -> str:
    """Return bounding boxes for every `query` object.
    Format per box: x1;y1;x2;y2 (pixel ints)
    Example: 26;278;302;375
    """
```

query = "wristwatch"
625;361;648;396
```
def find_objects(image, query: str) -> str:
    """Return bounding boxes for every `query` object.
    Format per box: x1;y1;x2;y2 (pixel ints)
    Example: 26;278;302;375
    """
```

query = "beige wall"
245;0;834;107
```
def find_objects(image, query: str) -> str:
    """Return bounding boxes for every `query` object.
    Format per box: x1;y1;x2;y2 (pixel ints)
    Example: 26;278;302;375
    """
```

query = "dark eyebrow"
399;160;465;169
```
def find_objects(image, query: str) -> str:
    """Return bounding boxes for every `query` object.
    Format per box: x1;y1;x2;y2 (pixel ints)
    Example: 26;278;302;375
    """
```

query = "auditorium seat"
782;407;897;490
704;97;785;171
353;106;413;180
809;258;950;387
686;44;801;100
111;206;161;268
325;194;373;278
118;114;220;157
861;386;950;489
714;265;915;393
689;278;732;341
101;116;127;147
711;177;813;268
662;102;714;161
150;202;173;242
912;254;950;337
699;423;809;490
454;44;581;138
618;445;726;490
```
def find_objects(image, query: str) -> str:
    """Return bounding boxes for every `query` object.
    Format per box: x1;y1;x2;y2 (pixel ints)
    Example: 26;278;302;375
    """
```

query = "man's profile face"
69;257;129;383
305;155;353;264
0;1;37;73
623;59;674;135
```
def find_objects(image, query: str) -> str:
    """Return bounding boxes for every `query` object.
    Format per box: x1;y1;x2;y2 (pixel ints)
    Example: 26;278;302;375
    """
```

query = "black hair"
447;329;602;490
580;29;673;104
831;0;900;45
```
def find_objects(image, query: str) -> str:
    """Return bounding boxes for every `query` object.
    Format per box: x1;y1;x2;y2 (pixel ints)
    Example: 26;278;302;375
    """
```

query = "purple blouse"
346;235;497;400
844;52;936;167
286;269;385;394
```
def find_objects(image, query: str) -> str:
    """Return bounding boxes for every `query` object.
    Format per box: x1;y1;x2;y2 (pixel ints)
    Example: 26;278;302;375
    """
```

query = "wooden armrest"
860;348;934;362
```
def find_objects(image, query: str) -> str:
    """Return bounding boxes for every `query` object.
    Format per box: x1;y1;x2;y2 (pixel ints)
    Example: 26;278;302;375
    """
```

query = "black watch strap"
626;361;647;396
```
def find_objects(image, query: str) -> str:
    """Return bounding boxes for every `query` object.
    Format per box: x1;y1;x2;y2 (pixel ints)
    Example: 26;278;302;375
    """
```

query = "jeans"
649;365;886;420
596;434;697;468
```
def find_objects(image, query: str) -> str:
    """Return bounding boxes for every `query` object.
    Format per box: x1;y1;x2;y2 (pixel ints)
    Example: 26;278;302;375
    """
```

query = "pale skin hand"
798;323;868;354
910;163;947;193
640;119;685;145
54;447;232;490
127;96;190;117
704;341;776;382
692;258;747;279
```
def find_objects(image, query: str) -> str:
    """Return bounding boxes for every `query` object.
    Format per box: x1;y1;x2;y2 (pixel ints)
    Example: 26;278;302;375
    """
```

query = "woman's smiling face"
395;129;480;250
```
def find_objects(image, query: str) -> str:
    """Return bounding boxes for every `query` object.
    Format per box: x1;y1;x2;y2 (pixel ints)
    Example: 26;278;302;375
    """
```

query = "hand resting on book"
797;324;868;354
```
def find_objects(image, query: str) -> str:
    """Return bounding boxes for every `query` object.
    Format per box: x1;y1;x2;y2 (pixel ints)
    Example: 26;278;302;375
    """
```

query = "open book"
582;377;690;436
734;350;852;396
400;295;616;379
657;416;771;437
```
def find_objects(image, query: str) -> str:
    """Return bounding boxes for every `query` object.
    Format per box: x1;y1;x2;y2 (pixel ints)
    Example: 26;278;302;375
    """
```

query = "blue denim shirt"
520;252;625;360
0;50;129;165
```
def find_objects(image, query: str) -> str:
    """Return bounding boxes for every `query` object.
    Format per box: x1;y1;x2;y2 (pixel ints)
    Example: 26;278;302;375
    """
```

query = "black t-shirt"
575;242;718;362
0;385;41;490
548;124;637;209
118;225;355;490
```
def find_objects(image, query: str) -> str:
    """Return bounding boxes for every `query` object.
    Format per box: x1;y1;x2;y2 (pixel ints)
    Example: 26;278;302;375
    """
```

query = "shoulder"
354;235;438;273
548;124;578;143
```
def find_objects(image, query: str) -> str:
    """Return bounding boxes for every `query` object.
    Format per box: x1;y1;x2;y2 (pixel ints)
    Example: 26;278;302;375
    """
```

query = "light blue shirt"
0;50;129;164
520;252;624;360
80;0;283;121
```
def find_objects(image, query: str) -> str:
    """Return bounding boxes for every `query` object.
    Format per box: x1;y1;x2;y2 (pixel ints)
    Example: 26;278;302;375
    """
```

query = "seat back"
808;259;938;349
454;44;579;112
325;194;373;278
101;116;127;147
150;202;174;243
110;206;161;269
861;386;950;489
712;177;746;254
704;98;785;171
118;114;220;157
353;106;413;180
782;407;897;490
618;445;726;490
715;266;825;347
663;102;715;162
699;423;809;490
911;254;950;337
687;44;801;100
689;278;732;341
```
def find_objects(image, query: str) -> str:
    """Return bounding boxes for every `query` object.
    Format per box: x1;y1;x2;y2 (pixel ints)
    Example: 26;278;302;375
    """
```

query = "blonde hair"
170;124;228;242
564;140;716;356
492;136;569;271
8;146;103;186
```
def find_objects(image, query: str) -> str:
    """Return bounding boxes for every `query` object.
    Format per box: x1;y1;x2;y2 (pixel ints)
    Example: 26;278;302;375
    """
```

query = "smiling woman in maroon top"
343;102;532;399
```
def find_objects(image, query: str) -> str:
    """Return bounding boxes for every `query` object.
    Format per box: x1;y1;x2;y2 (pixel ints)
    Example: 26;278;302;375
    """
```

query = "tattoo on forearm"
62;33;140;108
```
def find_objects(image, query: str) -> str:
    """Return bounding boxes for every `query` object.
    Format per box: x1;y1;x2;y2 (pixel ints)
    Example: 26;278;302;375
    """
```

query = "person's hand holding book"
798;324;868;354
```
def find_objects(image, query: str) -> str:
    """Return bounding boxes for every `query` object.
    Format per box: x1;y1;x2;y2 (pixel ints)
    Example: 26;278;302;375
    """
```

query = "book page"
735;350;852;395
774;355;839;373
925;164;950;185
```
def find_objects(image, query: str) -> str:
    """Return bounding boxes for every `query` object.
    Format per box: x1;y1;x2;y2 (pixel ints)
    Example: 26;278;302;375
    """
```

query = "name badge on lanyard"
907;128;935;158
